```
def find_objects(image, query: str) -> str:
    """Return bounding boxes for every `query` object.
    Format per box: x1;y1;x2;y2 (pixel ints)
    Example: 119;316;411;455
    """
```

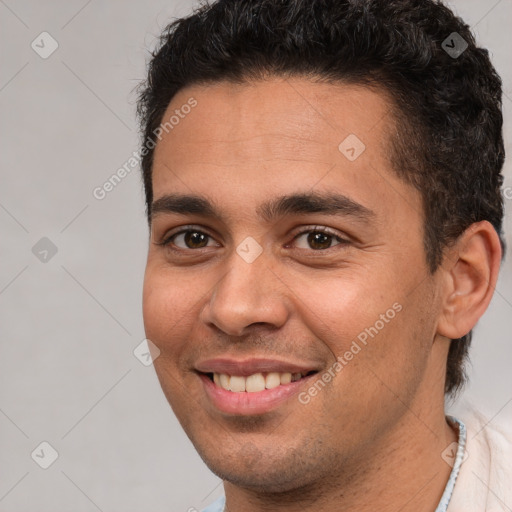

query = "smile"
209;371;316;392
198;370;319;415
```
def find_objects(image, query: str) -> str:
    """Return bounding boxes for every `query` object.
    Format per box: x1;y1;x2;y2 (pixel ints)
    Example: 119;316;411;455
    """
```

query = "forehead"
154;78;392;168
151;78;421;229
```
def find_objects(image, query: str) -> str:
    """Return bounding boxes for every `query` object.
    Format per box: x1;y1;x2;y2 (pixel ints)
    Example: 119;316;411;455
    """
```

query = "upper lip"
195;357;321;376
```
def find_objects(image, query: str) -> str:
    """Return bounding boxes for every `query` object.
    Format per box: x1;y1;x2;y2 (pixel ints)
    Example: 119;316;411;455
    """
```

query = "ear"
437;221;502;339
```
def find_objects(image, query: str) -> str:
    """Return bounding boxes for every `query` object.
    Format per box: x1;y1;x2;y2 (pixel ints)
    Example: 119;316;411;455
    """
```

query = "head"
138;0;504;495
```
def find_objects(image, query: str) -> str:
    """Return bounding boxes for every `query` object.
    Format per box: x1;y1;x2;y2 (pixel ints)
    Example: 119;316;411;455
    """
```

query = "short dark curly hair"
137;0;505;397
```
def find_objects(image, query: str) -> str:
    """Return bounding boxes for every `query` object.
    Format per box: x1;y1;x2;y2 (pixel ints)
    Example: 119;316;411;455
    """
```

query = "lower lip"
199;373;316;415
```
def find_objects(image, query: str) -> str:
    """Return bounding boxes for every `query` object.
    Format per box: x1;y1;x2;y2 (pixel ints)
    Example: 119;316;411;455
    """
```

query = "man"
137;0;511;510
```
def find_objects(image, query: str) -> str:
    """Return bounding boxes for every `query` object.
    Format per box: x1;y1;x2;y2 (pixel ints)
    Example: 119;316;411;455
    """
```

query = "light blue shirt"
201;416;466;512
435;416;466;512
201;495;226;512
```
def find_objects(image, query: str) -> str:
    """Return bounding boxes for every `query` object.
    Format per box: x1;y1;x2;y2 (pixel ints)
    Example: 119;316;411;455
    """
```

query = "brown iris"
184;231;209;248
307;231;333;250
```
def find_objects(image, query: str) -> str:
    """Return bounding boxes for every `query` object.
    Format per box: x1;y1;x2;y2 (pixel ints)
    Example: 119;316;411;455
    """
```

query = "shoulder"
461;405;512;458
447;404;512;512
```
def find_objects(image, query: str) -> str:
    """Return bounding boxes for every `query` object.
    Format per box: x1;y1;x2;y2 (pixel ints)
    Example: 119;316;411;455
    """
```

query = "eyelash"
156;225;350;252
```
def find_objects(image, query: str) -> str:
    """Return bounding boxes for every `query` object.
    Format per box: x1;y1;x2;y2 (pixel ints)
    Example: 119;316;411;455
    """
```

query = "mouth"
204;370;318;392
197;367;321;415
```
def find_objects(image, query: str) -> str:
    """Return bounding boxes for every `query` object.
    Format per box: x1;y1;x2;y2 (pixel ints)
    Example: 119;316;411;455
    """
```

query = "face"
143;78;447;492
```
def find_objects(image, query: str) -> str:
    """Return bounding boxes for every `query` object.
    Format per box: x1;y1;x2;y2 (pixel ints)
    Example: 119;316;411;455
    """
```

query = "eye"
290;227;349;250
159;228;219;250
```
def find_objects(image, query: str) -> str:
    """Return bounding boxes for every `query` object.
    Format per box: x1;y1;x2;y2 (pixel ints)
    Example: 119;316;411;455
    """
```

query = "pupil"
308;232;331;250
185;231;207;248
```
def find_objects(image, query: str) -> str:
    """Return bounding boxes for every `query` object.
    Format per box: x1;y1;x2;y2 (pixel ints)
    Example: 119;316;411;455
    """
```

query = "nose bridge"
200;246;289;336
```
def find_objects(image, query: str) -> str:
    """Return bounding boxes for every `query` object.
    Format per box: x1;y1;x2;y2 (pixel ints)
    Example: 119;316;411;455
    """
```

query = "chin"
203;457;314;494
189;431;342;495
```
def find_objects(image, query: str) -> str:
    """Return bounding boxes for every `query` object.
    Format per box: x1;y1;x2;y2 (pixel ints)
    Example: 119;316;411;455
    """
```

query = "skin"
142;77;501;512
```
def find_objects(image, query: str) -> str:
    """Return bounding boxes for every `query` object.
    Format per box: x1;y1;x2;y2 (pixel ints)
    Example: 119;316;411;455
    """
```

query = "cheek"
143;258;203;322
142;265;198;356
276;266;400;350
142;266;205;419
281;266;428;392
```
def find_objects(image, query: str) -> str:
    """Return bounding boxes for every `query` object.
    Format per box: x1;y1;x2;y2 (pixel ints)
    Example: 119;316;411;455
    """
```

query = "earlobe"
437;221;502;340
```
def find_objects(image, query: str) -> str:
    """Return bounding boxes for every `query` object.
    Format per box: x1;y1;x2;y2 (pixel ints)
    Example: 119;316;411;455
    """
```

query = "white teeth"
219;373;230;390
229;375;246;392
212;371;310;392
280;372;292;384
265;372;281;389
246;373;266;392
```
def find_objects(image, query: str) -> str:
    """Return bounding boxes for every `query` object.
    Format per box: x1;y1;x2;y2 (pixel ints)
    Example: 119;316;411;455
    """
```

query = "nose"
199;248;290;337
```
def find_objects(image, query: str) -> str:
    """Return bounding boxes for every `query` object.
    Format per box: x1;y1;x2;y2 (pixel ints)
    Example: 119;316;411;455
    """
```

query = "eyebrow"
150;191;375;224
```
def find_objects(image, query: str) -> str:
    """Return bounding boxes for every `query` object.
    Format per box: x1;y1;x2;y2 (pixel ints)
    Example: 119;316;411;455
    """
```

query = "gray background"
0;1;511;510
